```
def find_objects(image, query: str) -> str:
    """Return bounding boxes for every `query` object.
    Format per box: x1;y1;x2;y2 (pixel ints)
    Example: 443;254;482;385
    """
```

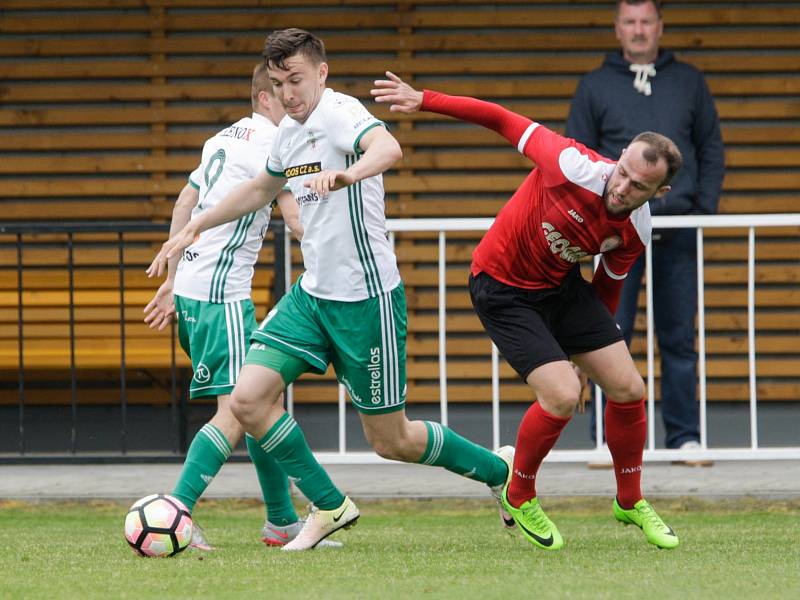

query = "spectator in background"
566;0;724;465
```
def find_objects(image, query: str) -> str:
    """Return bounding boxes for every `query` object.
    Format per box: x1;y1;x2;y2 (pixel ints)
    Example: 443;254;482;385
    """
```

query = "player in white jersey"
144;64;342;550
148;29;512;551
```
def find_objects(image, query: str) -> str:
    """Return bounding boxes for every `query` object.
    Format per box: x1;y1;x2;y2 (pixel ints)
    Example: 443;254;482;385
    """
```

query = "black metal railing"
0;221;286;462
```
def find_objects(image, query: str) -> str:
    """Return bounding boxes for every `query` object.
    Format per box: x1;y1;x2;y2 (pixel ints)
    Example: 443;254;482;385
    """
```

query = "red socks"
507;402;570;507
605;397;647;509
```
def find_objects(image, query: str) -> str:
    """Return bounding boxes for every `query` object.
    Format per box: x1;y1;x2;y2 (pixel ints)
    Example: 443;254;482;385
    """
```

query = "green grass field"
1;497;798;599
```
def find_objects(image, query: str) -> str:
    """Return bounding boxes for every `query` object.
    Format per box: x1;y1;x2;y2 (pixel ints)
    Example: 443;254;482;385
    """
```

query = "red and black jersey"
421;90;651;314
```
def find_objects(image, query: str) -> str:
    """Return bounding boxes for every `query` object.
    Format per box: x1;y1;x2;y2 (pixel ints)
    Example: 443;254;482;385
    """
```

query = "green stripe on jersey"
208;212;255;303
346;154;382;298
355;177;383;295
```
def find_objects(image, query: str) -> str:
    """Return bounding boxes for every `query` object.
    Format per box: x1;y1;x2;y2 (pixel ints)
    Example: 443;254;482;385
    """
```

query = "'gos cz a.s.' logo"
284;162;321;179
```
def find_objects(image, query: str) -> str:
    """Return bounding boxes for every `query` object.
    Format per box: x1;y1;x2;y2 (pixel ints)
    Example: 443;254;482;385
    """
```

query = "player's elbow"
386;137;403;164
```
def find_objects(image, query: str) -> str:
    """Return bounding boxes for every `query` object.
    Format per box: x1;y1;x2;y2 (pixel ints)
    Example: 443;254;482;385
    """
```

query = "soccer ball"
124;494;193;557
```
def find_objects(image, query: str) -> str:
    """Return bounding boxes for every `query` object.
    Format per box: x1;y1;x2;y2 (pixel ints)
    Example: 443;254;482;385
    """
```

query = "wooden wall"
1;0;798;406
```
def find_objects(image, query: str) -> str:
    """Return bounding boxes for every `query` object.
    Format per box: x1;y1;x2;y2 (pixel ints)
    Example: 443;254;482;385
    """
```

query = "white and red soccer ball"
124;494;193;557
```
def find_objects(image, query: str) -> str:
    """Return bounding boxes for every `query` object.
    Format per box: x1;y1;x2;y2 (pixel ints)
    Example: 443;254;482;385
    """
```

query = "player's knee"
229;389;258;424
614;377;645;403
538;381;581;417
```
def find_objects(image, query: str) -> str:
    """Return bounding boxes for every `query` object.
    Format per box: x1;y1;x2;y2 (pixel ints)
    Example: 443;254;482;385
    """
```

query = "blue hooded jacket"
566;50;724;216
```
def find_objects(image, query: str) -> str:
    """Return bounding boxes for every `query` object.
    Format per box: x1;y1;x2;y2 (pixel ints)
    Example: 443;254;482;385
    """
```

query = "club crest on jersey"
284;162;322;178
541;222;588;263
306;131;318;150
600;236;622;253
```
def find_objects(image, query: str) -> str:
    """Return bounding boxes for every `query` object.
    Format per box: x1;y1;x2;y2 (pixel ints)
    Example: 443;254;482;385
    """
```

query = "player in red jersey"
372;72;682;550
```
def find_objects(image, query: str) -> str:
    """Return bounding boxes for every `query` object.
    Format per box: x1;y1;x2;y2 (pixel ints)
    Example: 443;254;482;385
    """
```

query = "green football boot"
501;487;564;550
613;498;679;549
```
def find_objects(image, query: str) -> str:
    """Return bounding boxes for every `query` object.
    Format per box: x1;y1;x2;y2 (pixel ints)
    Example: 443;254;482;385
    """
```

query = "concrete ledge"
1;460;798;501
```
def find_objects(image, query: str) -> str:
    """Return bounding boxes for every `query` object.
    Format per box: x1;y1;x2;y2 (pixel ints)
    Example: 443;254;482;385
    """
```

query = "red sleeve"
422;89;533;147
421;90;574;186
591;243;644;314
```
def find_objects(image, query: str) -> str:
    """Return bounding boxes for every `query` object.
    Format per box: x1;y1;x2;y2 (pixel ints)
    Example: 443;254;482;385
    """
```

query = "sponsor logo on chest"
284;162;322;179
541;222;589;263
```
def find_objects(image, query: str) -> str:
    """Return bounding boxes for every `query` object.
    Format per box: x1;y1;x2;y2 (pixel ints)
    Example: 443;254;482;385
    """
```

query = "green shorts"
246;278;407;414
175;295;256;399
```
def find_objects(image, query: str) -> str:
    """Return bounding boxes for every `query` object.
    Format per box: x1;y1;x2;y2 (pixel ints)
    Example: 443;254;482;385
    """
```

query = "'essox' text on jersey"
541;222;588;263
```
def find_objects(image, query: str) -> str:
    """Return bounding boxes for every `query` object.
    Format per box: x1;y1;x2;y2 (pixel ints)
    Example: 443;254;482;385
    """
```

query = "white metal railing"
284;214;800;464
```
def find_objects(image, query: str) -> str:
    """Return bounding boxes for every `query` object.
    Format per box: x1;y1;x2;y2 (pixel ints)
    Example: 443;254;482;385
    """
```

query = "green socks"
245;433;299;526
172;422;301;526
172;423;231;511
419;421;507;488
256;413;345;511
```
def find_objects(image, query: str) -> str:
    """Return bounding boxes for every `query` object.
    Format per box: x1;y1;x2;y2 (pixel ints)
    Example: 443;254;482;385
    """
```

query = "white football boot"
261;520;343;548
281;496;359;551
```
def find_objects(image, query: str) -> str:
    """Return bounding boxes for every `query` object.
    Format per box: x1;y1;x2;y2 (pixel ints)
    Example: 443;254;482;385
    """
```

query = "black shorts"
468;266;624;381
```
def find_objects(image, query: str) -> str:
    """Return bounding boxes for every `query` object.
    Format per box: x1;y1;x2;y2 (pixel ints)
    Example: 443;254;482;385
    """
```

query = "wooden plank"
0;124;795;153
0;245;276;267
0;288;271;308
404;335;800;357
4;54;798;82
406;287;800;311
5;74;800;105
2;306;798;336
0;200;172;220
0;132;207;151
387;173;800;194
0;155;195;175
2;98;798;131
401;263;800;286
2;340;796;377
6;8;797;34
2;29;798;61
406;311;800;333
394;238;800;263
0;178;186;198
7;0;800;9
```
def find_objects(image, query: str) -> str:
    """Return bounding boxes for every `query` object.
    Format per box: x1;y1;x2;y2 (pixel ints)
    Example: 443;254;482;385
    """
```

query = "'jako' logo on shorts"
193;362;211;384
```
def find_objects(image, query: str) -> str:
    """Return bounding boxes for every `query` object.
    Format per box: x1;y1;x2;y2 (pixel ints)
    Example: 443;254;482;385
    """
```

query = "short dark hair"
251;62;272;109
630;131;683;185
263;28;326;71
617;0;662;18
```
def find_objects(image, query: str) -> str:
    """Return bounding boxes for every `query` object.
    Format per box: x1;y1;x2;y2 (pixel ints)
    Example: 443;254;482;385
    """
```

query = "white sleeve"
326;95;384;154
266;129;284;176
188;164;202;189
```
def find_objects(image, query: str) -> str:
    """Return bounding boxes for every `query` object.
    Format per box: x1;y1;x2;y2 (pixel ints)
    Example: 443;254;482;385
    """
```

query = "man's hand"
304;170;356;197
370;71;423;114
146;223;199;279
573;362;590;414
143;280;176;331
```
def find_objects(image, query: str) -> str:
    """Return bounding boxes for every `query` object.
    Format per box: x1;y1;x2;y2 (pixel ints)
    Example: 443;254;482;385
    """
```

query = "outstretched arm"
143;182;199;331
372;71;535;150
147;170;286;278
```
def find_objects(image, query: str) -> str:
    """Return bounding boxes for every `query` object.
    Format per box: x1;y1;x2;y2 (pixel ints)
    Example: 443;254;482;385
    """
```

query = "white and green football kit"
174;113;277;399
247;88;407;414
